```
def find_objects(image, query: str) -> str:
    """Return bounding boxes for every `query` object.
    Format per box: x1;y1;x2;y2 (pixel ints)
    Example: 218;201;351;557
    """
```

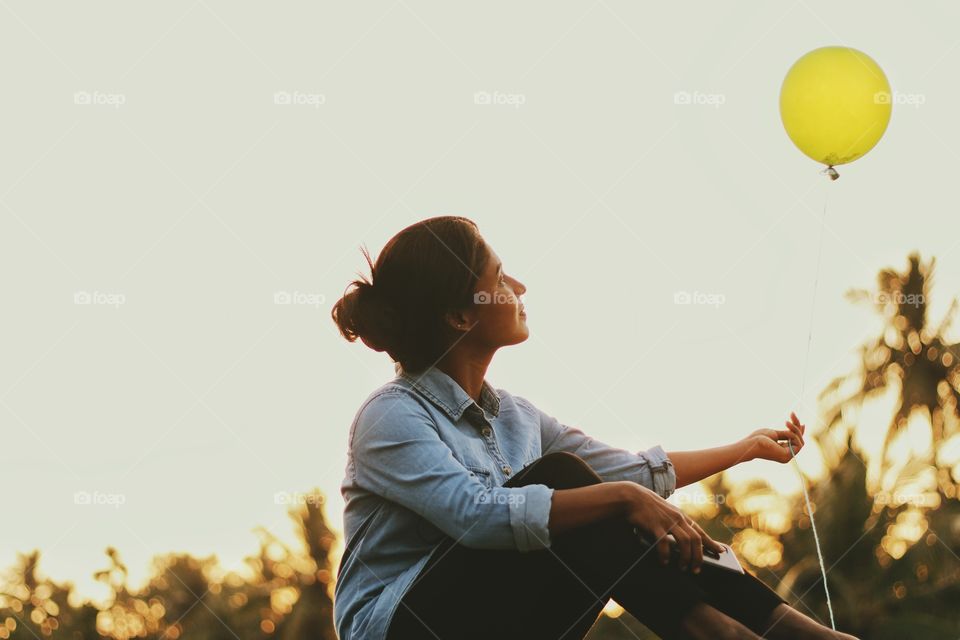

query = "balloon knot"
822;166;839;181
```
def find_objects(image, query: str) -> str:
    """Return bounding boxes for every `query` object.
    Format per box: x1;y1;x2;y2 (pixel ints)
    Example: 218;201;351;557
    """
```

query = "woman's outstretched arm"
665;441;758;489
667;412;807;488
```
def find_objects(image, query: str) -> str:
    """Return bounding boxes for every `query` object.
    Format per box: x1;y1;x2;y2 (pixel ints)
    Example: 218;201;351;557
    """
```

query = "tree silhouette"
820;252;960;499
0;490;336;639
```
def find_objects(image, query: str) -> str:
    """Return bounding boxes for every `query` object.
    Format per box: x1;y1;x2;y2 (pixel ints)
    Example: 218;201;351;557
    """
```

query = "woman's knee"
508;451;602;489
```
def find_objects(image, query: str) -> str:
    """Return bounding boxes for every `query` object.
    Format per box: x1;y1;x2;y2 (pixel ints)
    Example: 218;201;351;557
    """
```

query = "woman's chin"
515;323;530;341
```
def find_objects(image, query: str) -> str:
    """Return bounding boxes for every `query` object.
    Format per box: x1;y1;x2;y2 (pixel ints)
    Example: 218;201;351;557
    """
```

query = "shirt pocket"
464;464;494;489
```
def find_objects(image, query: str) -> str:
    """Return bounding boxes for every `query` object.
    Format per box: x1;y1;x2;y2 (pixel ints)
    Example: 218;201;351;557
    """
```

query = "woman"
330;216;857;640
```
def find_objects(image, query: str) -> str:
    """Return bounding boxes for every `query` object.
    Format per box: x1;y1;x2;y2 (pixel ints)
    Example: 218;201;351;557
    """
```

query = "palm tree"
819;252;960;500
816;252;960;626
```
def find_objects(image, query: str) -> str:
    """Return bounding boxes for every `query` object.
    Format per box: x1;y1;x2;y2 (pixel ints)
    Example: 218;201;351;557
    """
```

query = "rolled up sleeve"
351;391;554;551
506;483;553;550
636;444;677;500
519;395;677;499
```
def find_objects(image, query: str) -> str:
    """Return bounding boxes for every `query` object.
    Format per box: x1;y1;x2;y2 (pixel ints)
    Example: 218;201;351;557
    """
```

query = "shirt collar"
397;364;501;421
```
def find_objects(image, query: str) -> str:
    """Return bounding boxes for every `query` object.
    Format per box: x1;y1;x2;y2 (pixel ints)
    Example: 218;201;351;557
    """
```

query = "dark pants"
386;452;787;640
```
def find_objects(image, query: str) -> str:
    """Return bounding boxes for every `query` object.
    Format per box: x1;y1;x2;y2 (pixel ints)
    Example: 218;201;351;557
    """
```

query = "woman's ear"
443;309;472;331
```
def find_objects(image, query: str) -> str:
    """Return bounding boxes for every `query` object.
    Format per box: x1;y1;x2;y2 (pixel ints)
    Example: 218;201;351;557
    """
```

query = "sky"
2;0;959;603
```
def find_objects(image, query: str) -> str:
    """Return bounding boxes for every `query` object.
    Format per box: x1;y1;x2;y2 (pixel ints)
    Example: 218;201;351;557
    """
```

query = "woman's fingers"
760;424;802;447
784;419;804;441
669;515;704;573
654;528;672;566
651;506;727;575
790;411;805;434
781;424;801;446
691;521;724;554
671;524;693;571
683;518;703;573
777;445;794;462
779;425;803;450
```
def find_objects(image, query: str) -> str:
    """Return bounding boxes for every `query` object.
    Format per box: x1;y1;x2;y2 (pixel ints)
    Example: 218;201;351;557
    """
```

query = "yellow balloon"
780;46;892;169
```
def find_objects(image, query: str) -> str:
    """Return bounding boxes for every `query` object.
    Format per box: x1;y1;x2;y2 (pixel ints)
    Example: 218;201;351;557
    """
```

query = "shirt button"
481;427;492;438
502;465;512;475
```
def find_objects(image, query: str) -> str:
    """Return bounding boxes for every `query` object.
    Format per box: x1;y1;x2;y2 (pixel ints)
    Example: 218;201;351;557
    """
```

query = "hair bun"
355;282;403;354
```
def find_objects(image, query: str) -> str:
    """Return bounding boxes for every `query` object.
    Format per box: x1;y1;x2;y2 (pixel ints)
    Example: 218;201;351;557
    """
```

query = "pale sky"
2;0;959;603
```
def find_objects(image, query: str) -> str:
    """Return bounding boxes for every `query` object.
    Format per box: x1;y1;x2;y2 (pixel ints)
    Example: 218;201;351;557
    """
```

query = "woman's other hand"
622;483;725;574
742;411;805;464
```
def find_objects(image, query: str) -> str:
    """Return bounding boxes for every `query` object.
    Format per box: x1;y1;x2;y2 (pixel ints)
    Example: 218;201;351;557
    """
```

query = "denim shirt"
333;365;677;640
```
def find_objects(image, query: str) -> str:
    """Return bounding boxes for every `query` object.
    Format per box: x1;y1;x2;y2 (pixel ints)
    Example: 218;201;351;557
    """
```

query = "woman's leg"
508;452;779;639
676;602;764;640
387;517;608;640
758;603;861;639
387;452;781;640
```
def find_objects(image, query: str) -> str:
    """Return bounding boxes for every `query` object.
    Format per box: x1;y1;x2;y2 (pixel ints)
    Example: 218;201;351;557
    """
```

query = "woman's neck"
436;352;494;403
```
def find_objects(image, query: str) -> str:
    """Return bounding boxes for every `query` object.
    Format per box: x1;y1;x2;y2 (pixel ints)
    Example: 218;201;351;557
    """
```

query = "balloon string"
791;180;836;630
798;181;830;405
787;441;835;629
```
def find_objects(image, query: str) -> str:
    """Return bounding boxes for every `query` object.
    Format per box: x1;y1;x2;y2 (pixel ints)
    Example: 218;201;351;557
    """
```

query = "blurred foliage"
2;253;958;639
0;491;335;639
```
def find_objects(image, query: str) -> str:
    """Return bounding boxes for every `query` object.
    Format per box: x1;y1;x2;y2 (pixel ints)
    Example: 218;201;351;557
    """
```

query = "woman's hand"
742;411;806;464
622;483;725;574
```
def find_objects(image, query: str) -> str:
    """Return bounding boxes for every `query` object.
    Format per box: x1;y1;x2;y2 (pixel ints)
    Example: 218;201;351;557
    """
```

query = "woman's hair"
331;216;488;373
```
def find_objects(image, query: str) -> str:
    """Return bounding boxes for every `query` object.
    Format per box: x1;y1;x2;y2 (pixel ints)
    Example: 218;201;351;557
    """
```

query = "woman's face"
458;243;528;347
